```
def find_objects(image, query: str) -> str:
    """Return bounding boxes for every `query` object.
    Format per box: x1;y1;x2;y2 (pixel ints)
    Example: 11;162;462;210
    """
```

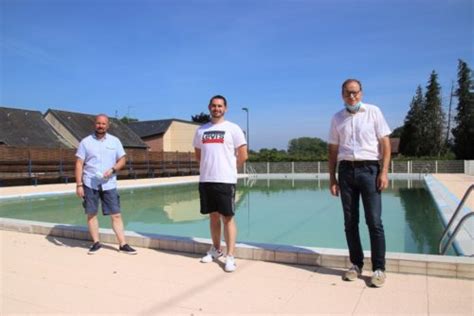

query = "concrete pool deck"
2;229;473;315
1;174;473;314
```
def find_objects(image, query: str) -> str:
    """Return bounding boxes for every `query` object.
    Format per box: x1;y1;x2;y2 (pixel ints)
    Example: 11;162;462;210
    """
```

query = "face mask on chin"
345;101;362;113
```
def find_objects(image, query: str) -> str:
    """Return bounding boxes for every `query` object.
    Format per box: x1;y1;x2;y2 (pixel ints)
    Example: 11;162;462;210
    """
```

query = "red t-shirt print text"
202;131;225;144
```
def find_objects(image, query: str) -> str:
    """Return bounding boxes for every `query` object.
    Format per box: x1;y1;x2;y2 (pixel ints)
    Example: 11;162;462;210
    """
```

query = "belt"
340;160;379;167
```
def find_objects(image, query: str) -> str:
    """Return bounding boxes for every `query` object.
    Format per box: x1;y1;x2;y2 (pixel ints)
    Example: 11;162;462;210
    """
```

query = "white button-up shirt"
76;133;126;190
328;103;391;161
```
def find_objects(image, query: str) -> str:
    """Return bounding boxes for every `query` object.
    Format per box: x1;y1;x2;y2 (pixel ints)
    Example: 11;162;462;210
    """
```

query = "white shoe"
224;255;236;272
371;269;386;287
343;264;362;281
200;246;223;263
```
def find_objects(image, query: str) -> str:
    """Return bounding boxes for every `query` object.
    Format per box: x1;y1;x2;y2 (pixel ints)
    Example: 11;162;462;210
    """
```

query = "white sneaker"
200;246;223;263
343;264;362;281
224;255;236;272
371;269;386;288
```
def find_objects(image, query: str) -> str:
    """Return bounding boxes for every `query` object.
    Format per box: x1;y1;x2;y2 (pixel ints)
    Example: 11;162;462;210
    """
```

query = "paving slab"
1;173;474;314
2;230;473;315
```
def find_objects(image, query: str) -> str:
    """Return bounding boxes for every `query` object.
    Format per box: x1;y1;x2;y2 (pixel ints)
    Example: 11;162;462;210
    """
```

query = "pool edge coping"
1;217;472;280
424;174;473;256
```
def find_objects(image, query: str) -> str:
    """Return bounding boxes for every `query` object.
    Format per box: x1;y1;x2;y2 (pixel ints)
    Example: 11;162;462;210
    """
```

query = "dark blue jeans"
338;162;386;271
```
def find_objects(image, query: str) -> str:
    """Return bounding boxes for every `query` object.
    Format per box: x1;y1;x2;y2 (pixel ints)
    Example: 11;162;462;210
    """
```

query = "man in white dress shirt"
328;79;391;287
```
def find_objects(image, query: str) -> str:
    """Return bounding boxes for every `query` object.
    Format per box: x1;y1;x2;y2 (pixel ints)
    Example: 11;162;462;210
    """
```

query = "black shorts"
199;182;236;217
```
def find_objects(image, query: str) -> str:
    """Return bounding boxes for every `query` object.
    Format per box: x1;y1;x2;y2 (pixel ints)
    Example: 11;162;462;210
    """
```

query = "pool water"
0;179;454;255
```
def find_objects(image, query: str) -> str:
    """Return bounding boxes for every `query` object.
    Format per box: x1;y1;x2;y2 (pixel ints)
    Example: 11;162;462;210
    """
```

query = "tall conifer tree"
399;86;424;156
421;71;445;156
452;59;474;159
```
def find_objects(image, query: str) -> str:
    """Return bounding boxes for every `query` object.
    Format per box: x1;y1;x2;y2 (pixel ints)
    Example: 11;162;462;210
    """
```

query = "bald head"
94;114;110;137
95;114;109;123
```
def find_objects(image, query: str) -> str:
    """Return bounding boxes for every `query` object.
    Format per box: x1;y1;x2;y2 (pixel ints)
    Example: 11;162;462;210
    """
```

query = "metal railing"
438;184;474;255
245;163;257;178
419;163;432;180
243;163;257;188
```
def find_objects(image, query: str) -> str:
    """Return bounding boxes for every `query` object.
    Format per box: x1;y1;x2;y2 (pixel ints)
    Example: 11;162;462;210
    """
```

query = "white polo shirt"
76;133;126;190
328;103;391;161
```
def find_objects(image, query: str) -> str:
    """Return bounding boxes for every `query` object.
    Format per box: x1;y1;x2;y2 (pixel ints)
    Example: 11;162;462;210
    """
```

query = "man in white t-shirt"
328;79;391;287
193;95;248;272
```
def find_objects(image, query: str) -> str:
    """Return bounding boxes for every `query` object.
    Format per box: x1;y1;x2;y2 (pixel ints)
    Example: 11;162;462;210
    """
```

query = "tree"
287;137;328;160
191;112;211;123
420;71;445;156
250;148;289;162
247;137;330;162
399;86;424;156
120;116;139;124
390;126;404;138
452;59;474;159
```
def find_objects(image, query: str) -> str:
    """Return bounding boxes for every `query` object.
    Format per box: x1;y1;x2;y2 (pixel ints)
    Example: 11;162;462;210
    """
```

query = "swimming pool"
0;179;455;255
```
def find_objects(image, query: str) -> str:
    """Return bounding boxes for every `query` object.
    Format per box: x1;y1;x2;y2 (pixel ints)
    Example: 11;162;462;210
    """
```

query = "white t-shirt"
328;103;391;161
193;120;247;184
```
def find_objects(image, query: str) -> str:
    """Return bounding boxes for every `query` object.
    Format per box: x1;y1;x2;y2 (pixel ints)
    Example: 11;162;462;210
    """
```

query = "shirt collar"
92;133;108;140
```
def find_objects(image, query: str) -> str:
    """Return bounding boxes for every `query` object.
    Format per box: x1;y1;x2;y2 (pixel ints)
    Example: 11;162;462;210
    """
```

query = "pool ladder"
419;163;431;180
243;163;257;188
245;163;257;178
438;184;474;255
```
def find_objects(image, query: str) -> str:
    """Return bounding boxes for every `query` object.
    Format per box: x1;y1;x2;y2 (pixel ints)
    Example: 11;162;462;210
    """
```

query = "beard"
95;129;106;135
211;112;223;118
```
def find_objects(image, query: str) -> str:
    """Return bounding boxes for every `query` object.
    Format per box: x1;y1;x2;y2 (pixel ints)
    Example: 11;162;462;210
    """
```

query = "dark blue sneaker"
88;242;102;255
119;244;137;255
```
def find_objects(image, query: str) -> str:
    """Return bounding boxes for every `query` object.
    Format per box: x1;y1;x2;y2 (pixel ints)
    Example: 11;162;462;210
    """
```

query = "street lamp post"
241;107;251;223
242;107;249;175
241;107;249;151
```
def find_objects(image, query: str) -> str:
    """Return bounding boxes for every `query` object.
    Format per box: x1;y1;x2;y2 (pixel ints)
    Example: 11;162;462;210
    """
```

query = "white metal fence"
245;160;467;174
465;161;474;176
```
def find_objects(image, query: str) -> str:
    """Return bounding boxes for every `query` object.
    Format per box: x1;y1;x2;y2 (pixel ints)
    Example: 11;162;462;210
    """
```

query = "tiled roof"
128;119;200;138
45;109;148;149
0;106;72;148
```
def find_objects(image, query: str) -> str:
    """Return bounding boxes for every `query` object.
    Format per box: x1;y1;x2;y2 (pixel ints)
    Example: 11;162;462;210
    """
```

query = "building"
390;138;400;156
0;106;72;148
44;109;148;149
128;119;201;152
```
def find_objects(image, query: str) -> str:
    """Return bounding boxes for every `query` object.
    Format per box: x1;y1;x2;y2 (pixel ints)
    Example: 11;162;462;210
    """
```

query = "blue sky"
1;0;472;150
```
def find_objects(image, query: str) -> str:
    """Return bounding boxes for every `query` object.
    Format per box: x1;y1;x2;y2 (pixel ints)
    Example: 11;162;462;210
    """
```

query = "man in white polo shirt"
193;95;248;272
75;114;136;255
328;79;391;287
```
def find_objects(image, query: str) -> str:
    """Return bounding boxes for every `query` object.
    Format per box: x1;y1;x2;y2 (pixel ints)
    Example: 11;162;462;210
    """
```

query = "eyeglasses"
343;90;360;97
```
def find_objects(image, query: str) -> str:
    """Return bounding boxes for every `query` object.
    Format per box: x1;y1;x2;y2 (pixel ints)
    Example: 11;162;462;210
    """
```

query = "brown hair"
209;95;227;107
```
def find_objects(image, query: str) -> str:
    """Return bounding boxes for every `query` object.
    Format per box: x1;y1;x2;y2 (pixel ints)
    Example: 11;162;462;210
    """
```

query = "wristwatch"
111;167;116;174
